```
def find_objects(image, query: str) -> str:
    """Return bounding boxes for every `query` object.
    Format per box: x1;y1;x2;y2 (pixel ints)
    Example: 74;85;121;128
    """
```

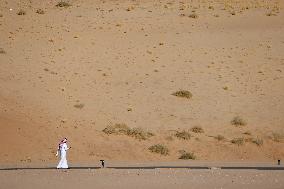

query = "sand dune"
0;0;284;164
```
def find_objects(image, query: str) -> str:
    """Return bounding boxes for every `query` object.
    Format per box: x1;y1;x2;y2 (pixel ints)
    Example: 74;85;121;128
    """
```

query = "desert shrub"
231;116;246;126
214;135;225;141
231;137;244;145
17;10;26;15
103;124;154;140
243;131;251;135
188;13;198;18
102;123;130;135
179;151;196;160
252;138;263;146
36;9;45;14
191;126;204;133
56;1;71;8
149;144;169;155
272;132;284;142
127;127;154;140
175;130;191;140
0;48;6;54
172;90;192;99
74;103;84;109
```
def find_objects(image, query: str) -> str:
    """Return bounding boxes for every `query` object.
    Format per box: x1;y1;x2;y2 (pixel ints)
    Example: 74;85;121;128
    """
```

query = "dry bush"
272;132;284;142
188;13;198;18
74;103;84;109
127;127;154;140
252;138;263;146
231;137;244;145
172;90;192;99
102;123;130;135
175;130;191;140
0;48;6;54
191;126;204;133
243;131;251;135
17;10;26;15
231;116;246;126
179;151;196;160
149;144;169;155
102;124;154;140
214;135;225;141
56;1;71;8
36;9;45;14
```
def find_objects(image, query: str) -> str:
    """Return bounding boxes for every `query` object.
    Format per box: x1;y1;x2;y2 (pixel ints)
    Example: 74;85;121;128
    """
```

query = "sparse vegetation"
191;126;204;133
266;12;277;16
0;48;6;54
17;10;26;15
223;86;228;90
231;137;244;145
272;132;284;142
74;103;84;109
102;123;130;135
102;124;154;140
127;127;154;140
252;138;263;146
214;135;225;141
179;151;196;160
231;116;246;126
172;90;192;99
149;144;169;155
56;1;71;8
36;9;45;14
175;130;191;140
188;13;198;19
243;131;251;135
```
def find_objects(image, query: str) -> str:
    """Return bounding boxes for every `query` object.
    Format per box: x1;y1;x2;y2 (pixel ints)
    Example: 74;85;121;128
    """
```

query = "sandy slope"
0;0;284;163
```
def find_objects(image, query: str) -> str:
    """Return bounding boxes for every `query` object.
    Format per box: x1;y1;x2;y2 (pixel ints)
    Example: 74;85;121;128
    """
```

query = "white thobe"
57;143;69;169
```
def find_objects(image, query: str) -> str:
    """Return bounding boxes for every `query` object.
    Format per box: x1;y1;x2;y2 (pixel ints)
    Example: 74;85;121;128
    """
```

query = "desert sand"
1;0;284;165
1;167;284;189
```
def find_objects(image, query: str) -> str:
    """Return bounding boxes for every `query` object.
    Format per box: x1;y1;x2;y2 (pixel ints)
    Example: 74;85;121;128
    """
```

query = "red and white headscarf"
58;138;67;149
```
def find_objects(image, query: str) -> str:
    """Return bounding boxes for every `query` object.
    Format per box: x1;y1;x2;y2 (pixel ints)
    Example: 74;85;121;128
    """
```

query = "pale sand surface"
1;168;284;189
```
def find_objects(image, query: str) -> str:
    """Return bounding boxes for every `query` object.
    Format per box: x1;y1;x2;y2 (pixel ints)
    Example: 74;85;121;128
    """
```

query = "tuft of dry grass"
251;138;263;146
0;48;6;54
74;103;84;109
102;124;154;140
172;90;192;99
149;144;169;155
272;132;284;142
243;131;251;135
179;151;196;160
36;9;45;14
188;13;198;19
231;137;244;145
102;123;130;135
191;126;204;133
17;10;26;15
214;135;225;141
56;1;71;8
231;116;246;126
127;127;154;140
175;130;191;140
